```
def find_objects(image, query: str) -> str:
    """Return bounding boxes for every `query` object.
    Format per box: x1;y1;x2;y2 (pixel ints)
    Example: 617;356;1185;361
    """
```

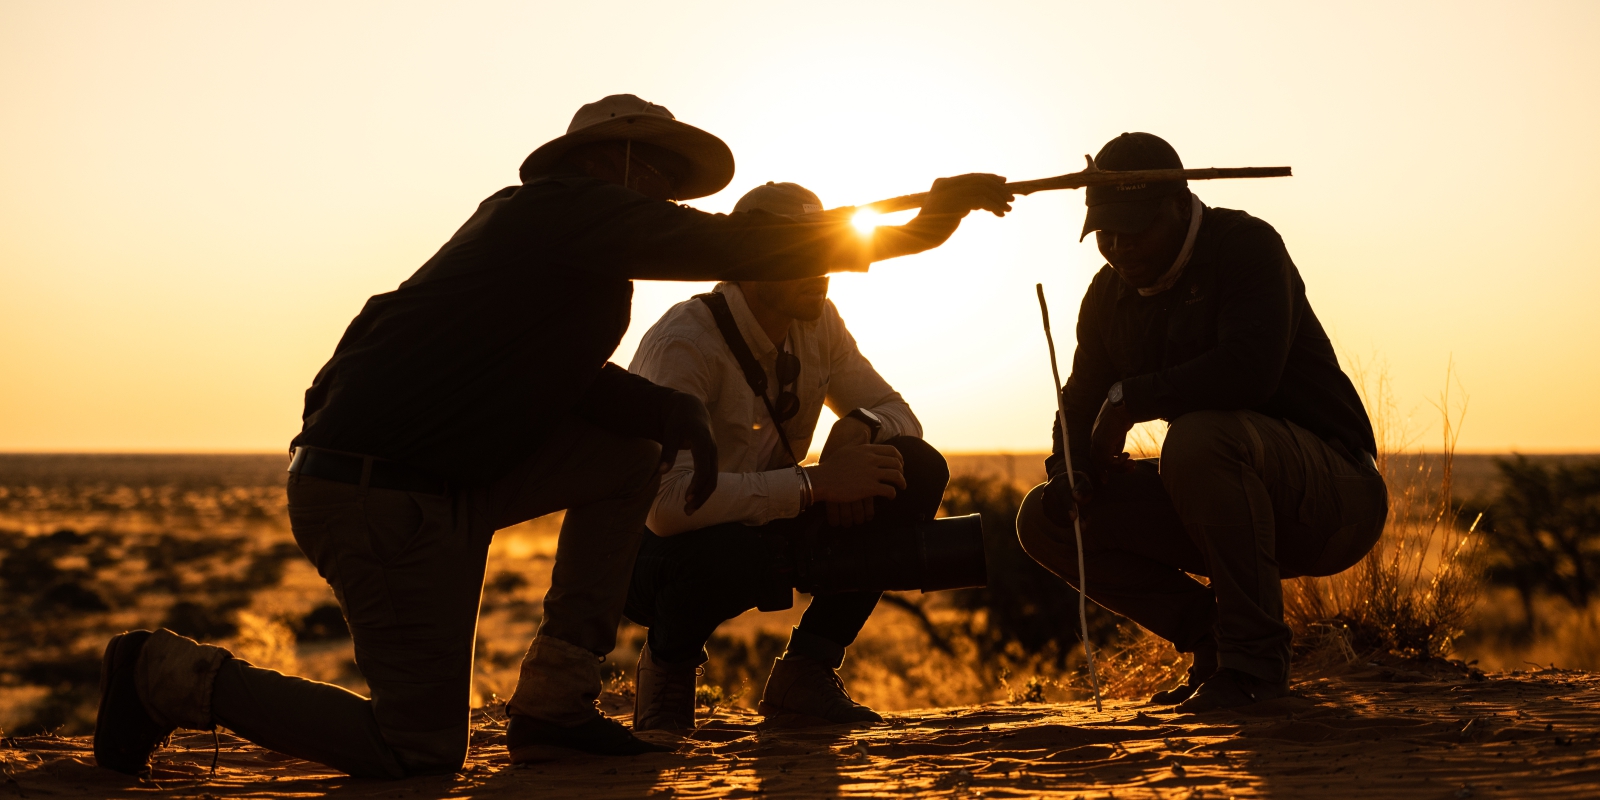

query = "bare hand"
819;415;875;461
920;173;1014;219
816;417;883;526
659;392;718;515
1089;397;1135;474
1042;470;1094;528
870;174;1014;261
805;444;905;526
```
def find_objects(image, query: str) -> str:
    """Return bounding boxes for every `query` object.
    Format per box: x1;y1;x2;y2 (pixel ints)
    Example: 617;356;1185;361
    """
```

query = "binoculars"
756;513;988;610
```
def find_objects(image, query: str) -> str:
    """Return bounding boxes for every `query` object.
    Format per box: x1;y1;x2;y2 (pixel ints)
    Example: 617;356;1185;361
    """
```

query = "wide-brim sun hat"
519;94;735;200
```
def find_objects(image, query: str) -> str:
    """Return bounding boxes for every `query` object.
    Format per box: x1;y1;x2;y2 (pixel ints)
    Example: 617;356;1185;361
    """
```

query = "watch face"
1108;384;1124;405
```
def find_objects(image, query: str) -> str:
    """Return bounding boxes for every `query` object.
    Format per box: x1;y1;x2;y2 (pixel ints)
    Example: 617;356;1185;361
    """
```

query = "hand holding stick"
1037;283;1103;712
854;159;1290;215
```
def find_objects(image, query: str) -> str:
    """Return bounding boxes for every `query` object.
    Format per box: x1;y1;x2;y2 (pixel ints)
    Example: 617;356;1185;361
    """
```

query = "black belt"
287;447;449;495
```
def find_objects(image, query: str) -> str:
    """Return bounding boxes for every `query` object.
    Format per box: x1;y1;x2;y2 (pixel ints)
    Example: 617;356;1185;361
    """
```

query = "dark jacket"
293;170;868;486
1048;206;1375;478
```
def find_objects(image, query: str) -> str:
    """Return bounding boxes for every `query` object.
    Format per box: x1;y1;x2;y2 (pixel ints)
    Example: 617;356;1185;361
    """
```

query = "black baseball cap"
1080;132;1187;241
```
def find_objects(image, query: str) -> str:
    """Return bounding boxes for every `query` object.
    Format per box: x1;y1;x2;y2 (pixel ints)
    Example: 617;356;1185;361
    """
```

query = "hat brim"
1080;198;1166;241
519;115;735;200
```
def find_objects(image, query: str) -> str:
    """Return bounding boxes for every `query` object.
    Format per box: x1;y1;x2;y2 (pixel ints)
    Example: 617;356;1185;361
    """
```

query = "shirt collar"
1114;199;1209;302
714;282;783;360
1136;192;1205;297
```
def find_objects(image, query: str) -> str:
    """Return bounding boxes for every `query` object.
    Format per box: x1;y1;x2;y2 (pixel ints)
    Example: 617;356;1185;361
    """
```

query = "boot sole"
94;632;166;775
757;703;880;728
95;633;128;744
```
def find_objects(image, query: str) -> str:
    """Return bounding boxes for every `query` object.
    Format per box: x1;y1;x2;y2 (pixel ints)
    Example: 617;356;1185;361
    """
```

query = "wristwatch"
1106;382;1126;408
846;408;884;443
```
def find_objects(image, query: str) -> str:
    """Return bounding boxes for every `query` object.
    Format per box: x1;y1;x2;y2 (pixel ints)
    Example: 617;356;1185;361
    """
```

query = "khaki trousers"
205;416;659;777
1017;410;1387;683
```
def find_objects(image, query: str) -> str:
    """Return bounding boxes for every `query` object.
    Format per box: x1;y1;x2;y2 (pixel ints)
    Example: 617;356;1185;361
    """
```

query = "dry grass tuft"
1283;361;1484;667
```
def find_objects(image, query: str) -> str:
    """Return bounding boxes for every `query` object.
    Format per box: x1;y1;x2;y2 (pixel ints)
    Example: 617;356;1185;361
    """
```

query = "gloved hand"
658;392;719;515
1042;470;1093;529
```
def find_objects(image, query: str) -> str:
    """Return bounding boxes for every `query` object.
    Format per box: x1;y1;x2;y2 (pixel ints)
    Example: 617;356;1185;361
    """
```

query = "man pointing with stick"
1017;133;1387;712
92;94;1012;778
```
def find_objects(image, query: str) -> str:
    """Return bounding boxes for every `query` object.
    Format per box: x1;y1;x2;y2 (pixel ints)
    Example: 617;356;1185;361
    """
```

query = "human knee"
617;436;664;492
1016;483;1081;584
1160;411;1249;485
886;436;949;515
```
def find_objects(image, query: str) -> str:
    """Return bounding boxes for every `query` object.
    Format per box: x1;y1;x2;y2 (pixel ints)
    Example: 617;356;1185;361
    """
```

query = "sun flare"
851;209;883;234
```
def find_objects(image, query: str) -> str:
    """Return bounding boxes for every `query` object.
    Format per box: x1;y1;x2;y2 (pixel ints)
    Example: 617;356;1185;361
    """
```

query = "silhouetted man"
1016;133;1387;712
624;182;950;731
94;94;1012;777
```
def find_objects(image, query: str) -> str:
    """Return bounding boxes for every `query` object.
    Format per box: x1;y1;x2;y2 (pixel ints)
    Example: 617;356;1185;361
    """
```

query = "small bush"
1479;455;1600;626
1283;362;1484;664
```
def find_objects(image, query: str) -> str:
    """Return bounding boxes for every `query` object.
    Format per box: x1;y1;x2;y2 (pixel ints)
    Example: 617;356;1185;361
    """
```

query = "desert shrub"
1283;364;1484;664
1478;455;1600;626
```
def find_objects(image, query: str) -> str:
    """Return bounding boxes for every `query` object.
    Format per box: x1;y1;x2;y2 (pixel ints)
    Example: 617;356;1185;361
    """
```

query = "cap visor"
1080;199;1164;241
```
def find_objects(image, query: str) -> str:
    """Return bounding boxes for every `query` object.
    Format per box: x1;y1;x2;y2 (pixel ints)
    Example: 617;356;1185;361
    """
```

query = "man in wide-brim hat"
92;94;1013;778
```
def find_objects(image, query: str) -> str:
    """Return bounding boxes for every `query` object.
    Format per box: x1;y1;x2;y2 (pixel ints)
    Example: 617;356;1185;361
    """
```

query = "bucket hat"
519;94;735;200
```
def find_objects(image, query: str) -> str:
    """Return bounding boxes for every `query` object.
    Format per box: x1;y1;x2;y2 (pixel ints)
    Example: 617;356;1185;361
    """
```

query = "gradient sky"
2;1;1597;454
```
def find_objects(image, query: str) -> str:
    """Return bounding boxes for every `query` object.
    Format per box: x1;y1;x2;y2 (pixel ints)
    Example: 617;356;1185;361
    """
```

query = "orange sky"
2;1;1597;454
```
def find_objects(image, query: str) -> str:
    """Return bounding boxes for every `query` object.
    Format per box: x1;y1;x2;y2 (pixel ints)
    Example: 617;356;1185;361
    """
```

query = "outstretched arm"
518;173;1012;283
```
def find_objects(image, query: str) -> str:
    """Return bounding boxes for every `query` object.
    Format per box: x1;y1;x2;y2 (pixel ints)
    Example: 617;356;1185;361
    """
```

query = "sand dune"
6;659;1598;798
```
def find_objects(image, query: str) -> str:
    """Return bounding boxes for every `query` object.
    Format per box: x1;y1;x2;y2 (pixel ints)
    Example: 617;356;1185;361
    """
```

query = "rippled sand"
7;660;1599;798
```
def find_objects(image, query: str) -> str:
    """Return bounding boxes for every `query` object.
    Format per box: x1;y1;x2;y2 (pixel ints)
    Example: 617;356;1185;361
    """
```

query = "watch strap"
847;408;883;443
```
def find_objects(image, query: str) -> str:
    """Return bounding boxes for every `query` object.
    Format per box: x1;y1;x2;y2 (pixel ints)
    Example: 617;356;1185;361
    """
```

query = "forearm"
610;204;870;281
648;461;806;535
869;214;964;262
867;397;921;441
574;363;677;441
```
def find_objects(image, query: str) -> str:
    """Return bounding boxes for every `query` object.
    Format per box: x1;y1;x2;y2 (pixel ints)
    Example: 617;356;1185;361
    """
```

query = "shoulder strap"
695;292;798;466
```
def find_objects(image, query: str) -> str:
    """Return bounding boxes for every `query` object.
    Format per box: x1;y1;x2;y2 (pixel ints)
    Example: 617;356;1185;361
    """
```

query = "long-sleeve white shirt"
628;282;920;535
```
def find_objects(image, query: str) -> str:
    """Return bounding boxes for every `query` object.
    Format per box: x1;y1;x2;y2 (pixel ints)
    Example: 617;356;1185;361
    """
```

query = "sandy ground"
6;661;1599;799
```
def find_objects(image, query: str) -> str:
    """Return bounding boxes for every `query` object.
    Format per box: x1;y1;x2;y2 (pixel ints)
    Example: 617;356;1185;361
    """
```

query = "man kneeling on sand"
1017;132;1389;712
623;182;949;730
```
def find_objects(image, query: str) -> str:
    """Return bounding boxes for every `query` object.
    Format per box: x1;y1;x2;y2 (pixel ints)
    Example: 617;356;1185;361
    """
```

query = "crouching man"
1017;133;1388;712
623;182;949;730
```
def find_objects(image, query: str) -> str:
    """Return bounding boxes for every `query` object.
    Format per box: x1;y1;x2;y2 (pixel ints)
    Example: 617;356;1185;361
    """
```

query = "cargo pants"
1017;409;1388;684
195;416;659;777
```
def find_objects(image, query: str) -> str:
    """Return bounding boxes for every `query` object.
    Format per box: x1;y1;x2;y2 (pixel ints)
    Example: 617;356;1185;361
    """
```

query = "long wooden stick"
1036;283;1103;713
858;165;1291;214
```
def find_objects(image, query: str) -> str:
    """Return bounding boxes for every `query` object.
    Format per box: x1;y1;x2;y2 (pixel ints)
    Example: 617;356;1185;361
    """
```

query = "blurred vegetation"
6;436;1600;736
1477;455;1600;626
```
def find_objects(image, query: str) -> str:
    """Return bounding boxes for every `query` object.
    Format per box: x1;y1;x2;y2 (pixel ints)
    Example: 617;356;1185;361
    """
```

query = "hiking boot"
1174;668;1290;713
757;655;882;726
1150;675;1205;706
505;713;672;763
1149;644;1218;706
632;643;699;732
94;630;175;775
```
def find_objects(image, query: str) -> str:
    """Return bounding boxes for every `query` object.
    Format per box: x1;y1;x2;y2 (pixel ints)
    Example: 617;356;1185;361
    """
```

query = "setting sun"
851;208;883;234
